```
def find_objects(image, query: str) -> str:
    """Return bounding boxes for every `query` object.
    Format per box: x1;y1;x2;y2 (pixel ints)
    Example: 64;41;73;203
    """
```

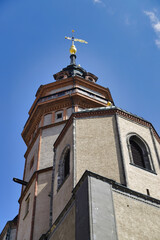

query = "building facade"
1;45;160;240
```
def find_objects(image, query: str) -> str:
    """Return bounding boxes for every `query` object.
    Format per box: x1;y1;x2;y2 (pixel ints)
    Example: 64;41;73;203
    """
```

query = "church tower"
1;31;160;240
16;32;114;240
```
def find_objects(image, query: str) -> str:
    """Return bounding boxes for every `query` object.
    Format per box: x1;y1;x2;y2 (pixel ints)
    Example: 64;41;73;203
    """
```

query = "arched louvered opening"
129;136;152;171
57;146;70;190
130;139;145;168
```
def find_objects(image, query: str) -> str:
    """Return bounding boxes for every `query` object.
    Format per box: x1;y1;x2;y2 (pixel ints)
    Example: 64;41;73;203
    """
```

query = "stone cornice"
74;77;113;102
78;171;160;205
22;96;73;145
29;78;75;115
116;108;160;143
22;75;114;146
54;107;160;148
22;93;110;146
27;76;113;128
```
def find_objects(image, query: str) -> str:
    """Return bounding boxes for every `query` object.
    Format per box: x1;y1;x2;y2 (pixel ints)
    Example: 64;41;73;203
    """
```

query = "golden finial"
107;101;112;107
65;30;88;55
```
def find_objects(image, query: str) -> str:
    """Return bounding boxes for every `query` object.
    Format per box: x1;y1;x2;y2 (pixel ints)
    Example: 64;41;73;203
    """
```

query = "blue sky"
1;0;160;232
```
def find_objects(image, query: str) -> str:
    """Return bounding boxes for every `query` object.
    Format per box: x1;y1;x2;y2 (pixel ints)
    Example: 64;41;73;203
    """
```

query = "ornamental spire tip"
65;30;88;57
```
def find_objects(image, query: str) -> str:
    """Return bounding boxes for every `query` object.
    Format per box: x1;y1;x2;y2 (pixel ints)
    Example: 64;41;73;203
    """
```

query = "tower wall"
52;108;160;221
18;123;66;240
118;115;160;198
33;171;52;240
24;135;40;183
52;125;73;223
48;173;160;240
75;116;124;184
113;189;160;240
51;114;124;227
17;71;113;239
39;124;65;170
49;204;75;240
17;179;36;240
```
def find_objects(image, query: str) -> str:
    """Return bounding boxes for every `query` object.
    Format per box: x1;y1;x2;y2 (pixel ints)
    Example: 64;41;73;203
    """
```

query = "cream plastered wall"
49;204;75;240
113;190;160;240
52;125;73;224
24;135;40;183
118;116;160;199
9;228;16;240
39;124;65;170
33;171;52;240
17;179;35;240
75;116;122;184
44;113;52;126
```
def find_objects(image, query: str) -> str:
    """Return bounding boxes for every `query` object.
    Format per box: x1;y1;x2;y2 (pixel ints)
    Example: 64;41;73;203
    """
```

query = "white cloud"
155;39;160;48
93;0;105;6
154;22;160;32
144;10;160;49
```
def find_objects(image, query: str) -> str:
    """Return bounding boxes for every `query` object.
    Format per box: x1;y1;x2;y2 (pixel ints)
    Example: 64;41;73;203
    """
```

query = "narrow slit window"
23;194;30;219
64;150;70;178
146;189;150;196
30;157;34;170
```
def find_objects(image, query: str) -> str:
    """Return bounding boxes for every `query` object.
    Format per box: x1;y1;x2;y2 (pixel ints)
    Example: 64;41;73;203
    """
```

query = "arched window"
128;135;152;171
64;149;70;178
57;145;70;190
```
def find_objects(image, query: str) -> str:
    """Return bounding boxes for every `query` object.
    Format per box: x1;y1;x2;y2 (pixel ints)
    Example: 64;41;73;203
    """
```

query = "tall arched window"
64;149;70;178
57;145;70;190
128;135;152;171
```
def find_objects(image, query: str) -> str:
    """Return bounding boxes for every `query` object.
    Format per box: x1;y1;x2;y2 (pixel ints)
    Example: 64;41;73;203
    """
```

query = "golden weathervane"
65;30;88;55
